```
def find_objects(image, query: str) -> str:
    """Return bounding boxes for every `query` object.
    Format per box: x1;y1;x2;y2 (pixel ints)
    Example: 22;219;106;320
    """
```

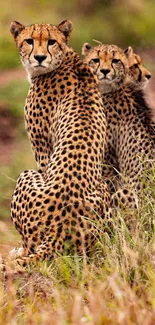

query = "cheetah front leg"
86;181;112;230
111;187;139;234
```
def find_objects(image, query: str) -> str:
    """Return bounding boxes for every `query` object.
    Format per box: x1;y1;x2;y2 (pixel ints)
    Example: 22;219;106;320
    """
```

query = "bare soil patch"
0;68;26;87
0;104;20;165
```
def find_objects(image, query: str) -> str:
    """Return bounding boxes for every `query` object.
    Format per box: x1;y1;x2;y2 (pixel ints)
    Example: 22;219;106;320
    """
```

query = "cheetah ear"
82;43;92;56
57;20;73;39
10;21;25;39
124;46;134;58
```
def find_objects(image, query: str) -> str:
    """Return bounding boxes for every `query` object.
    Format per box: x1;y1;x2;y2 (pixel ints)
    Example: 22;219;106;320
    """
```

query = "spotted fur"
10;21;110;264
82;43;155;213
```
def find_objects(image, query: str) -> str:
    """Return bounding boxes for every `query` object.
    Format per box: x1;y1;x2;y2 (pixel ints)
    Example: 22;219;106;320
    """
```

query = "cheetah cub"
82;42;155;215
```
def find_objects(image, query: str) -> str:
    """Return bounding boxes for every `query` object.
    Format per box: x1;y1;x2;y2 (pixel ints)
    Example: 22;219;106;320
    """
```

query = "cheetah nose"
34;55;47;64
100;69;110;76
146;74;151;80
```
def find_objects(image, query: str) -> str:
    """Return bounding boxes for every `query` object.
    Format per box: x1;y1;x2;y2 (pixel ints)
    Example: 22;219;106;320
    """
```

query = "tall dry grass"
1;171;155;325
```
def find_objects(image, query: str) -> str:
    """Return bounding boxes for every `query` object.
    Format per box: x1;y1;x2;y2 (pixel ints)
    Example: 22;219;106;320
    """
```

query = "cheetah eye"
133;63;138;68
25;38;33;45
48;39;57;46
112;59;120;64
91;58;100;64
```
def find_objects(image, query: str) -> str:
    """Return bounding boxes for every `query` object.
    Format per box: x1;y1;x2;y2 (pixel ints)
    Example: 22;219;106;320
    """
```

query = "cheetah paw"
9;247;25;259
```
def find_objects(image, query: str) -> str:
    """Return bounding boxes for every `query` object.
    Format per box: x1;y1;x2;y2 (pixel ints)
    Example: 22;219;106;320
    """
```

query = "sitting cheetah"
82;43;155;211
10;21;110;264
124;46;151;87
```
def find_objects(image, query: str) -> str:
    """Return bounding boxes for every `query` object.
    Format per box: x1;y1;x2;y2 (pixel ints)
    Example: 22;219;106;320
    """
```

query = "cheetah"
82;43;155;212
124;46;151;87
10;21;110;264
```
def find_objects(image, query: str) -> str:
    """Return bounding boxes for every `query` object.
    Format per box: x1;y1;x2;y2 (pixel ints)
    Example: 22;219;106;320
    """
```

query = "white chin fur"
99;80;114;94
26;66;53;82
143;79;149;88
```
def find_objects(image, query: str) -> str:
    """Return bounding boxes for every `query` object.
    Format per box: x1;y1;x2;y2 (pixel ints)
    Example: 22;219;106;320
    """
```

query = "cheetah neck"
103;81;155;159
102;81;152;122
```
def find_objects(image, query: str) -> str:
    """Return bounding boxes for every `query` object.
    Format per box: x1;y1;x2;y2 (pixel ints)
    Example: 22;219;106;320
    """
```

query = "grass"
0;80;29;117
0;80;35;220
0;1;155;321
0;177;155;324
0;137;36;220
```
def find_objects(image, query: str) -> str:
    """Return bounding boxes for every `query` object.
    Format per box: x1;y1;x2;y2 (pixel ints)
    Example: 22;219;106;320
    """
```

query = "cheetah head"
10;20;73;80
124;46;151;87
82;43;129;94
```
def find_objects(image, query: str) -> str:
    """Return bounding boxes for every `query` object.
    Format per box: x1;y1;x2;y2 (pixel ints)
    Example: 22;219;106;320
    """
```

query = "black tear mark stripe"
121;61;125;74
19;39;26;50
92;49;100;73
137;66;142;82
28;25;35;61
111;62;116;78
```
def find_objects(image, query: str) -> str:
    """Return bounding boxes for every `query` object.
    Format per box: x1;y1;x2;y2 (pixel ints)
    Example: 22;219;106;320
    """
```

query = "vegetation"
0;80;34;220
1;190;155;324
0;1;155;324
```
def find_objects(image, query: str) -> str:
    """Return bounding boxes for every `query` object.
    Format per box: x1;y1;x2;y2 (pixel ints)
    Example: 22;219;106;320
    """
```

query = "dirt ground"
0;68;26;87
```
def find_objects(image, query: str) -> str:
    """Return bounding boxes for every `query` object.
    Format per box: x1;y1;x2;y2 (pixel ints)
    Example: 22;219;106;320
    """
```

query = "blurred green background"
0;0;155;233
